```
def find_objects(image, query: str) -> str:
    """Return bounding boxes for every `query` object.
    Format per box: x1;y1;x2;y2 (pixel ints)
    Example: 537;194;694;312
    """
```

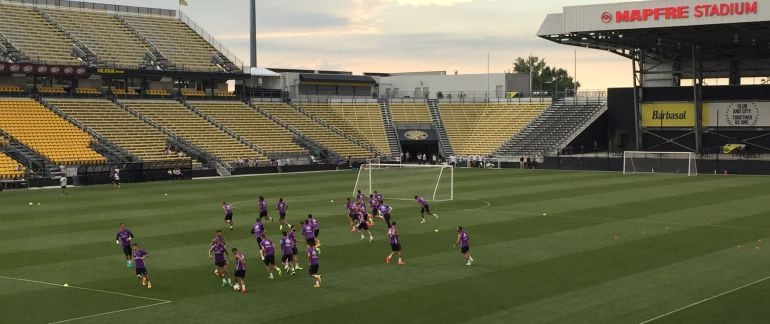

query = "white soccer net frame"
622;151;698;176
353;163;454;201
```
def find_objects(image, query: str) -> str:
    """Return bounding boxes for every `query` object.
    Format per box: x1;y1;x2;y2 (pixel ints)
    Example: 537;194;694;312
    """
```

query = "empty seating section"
76;88;100;95
439;103;548;156
46;99;187;162
299;103;390;156
256;103;371;159
121;15;222;72
0;99;105;164
37;86;66;94
111;88;138;96
181;89;205;97
189;102;306;155
0;152;24;179
0;85;23;93
121;100;266;163
42;8;147;68
0;3;79;65
389;103;432;123
214;90;236;97
146;89;170;96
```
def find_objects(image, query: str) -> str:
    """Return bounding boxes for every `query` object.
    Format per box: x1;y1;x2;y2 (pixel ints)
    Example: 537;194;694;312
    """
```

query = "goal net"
623;151;698;176
353;163;454;201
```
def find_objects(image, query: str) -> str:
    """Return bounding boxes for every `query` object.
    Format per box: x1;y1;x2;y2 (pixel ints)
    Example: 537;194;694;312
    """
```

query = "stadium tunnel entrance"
396;127;440;162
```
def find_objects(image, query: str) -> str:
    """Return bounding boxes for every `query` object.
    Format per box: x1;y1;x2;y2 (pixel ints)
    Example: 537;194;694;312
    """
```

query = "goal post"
622;151;698;176
353;163;454;201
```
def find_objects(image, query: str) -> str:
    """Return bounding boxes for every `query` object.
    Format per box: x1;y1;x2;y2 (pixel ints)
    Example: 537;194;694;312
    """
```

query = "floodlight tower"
249;0;257;68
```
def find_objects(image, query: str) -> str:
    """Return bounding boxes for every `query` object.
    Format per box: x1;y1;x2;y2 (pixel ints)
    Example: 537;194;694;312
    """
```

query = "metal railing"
178;12;245;72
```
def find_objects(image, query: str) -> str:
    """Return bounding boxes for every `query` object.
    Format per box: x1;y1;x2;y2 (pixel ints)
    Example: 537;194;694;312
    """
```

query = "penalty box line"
0;275;171;323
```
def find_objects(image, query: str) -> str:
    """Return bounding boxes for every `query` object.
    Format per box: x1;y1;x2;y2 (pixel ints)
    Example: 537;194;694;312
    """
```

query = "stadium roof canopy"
538;0;770;78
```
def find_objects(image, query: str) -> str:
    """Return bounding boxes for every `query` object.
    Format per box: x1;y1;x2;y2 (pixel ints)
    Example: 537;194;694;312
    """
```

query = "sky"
93;0;631;90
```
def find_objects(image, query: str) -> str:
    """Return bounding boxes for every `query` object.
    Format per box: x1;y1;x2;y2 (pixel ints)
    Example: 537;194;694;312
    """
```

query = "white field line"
0;275;171;323
639;275;770;324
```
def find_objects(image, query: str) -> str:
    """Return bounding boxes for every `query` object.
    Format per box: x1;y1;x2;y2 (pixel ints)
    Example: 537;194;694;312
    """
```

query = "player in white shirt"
60;176;68;195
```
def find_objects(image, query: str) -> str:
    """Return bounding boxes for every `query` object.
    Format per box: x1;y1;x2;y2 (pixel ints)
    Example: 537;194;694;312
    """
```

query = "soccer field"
3;169;770;323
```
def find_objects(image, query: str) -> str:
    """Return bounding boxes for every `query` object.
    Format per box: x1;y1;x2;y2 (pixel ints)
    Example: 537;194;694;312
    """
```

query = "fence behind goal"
353;163;453;201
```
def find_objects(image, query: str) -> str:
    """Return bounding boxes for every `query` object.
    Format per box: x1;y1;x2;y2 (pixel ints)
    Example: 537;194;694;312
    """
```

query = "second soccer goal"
353;163;454;201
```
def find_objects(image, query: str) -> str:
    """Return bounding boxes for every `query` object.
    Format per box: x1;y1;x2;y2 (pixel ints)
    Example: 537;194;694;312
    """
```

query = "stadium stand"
438;103;548;156
0;99;105;165
214;90;236;97
180;88;206;97
299;103;391;156
120;100;267;164
255;102;372;159
121;14;225;72
0;85;23;94
111;88;139;96
0;152;24;179
37;86;66;94
41;8;147;68
145;89;170;97
496;102;607;156
0;3;80;65
45;98;191;162
389;102;433;123
188;101;307;155
75;87;100;95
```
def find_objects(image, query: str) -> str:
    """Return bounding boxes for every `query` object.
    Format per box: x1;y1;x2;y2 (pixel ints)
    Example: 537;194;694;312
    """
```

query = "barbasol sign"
563;0;769;32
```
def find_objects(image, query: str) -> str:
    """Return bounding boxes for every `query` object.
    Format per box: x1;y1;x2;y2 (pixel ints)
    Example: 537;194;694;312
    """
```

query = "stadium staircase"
428;99;454;156
0;130;56;177
114;15;176;71
378;100;402;159
39;98;135;163
495;101;607;157
0;151;25;179
0;33;26;63
288;102;382;157
34;7;102;66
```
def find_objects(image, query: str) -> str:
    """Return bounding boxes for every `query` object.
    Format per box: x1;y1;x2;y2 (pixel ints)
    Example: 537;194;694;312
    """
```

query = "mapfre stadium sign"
564;0;769;32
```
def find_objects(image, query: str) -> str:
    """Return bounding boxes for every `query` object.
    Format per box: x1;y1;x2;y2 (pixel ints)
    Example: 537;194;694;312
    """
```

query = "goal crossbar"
353;163;454;201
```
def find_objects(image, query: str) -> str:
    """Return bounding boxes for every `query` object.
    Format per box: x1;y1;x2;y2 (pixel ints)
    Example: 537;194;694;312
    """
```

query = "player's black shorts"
391;243;401;252
279;212;286;219
357;222;369;230
383;214;391;222
135;268;148;276
122;246;132;257
349;214;357;221
259;210;268;218
61;185;66;189
314;229;319;237
234;270;246;278
256;237;262;245
281;254;292;263
215;261;227;267
371;208;378;216
292;247;298;256
225;213;233;221
263;254;275;266
461;246;469;254
306;238;316;246
309;264;319;275
421;206;431;214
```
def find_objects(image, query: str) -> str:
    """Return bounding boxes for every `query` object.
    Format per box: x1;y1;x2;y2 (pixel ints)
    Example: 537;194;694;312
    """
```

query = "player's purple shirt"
259;200;267;212
308;218;319;230
388;226;399;244
369;198;379;209
116;229;133;247
375;193;383;202
234;252;246;271
280;236;293;255
308;247;319;265
459;230;469;248
416;196;429;207
251;221;264;238
357;211;368;224
356;193;366;201
223;204;232;215
212;243;227;263
302;224;315;239
288;231;297;244
132;249;147;269
277;201;287;214
211;234;225;246
260;238;275;256
379;204;391;215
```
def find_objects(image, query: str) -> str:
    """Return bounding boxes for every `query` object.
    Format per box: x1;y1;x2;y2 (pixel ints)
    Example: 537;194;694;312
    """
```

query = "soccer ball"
233;284;241;291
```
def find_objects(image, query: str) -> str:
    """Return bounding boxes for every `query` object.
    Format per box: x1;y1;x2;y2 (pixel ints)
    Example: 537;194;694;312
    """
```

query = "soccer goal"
622;151;698;176
353;163;454;201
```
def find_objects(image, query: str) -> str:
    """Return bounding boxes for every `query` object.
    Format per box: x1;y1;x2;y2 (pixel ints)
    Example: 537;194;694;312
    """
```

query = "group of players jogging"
115;190;473;292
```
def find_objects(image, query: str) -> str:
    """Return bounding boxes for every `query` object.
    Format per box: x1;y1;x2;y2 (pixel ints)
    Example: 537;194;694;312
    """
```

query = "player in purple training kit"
346;198;358;232
131;243;152;288
251;217;265;248
356;190;366;204
209;239;233;287
415;195;438;224
289;225;303;271
222;202;234;231
280;231;296;275
379;203;393;228
308;245;322;288
232;247;247;293
277;198;288;230
211;229;227;246
259;233;282;279
300;220;320;253
369;194;384;223
453;226;474;266
307;214;321;247
258;196;273;222
115;223;134;268
385;221;406;265
356;208;374;242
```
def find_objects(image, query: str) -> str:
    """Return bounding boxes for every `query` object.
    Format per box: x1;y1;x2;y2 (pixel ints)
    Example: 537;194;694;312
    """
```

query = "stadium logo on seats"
404;130;429;140
601;11;613;23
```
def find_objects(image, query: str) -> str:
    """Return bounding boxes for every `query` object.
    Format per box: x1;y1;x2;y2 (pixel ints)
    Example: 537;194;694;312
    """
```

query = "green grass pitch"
2;169;770;323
